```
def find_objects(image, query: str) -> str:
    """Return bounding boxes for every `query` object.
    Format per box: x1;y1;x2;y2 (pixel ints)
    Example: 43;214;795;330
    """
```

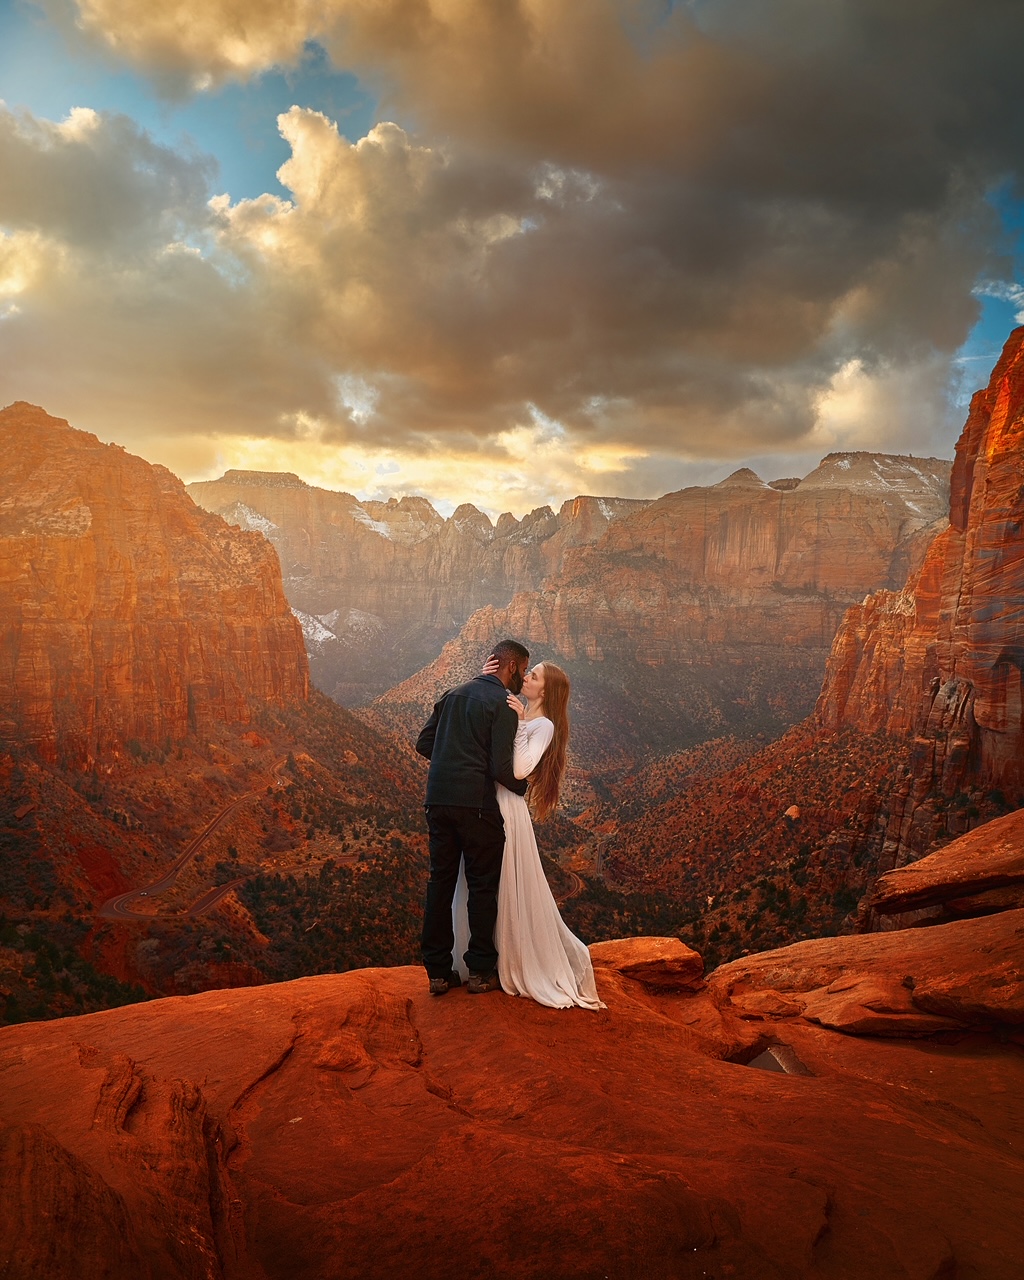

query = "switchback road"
99;760;286;921
555;869;585;906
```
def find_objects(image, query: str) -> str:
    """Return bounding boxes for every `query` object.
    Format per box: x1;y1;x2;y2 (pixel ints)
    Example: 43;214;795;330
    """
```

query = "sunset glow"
1;0;1023;513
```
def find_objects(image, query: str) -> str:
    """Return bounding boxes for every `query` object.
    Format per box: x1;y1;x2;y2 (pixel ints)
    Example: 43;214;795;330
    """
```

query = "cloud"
62;0;322;93
192;411;662;519
0;101;211;249
60;1;1024;193
0;102;334;445
974;279;1024;324
6;1;1024;507
810;353;962;457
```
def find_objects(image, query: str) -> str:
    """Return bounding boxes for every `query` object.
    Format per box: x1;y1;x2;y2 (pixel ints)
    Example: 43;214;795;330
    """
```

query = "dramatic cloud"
0;103;332;434
5;1;1024;509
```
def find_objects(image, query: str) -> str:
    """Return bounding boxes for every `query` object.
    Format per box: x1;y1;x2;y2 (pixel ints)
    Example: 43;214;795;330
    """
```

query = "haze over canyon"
1;330;1023;1278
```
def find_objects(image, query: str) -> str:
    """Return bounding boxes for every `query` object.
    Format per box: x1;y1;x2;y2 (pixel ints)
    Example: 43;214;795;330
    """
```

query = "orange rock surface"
1;921;1022;1279
0;405;308;767
868;806;1024;920
710;906;1024;1036
817;326;1024;808
588;935;705;990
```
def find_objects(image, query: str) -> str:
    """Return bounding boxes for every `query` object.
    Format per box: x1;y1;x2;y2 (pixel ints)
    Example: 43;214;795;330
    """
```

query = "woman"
453;660;603;1010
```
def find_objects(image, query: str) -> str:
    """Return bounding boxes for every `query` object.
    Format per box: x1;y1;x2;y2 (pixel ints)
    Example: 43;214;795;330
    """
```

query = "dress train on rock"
452;717;603;1010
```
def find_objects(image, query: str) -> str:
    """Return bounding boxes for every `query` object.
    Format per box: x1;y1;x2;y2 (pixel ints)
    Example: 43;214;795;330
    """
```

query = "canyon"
369;451;951;780
2;322;1021;1065
1;343;1022;1275
0;383;995;1019
187;469;648;705
0;405;429;1017
188;454;950;784
584;328;1024;963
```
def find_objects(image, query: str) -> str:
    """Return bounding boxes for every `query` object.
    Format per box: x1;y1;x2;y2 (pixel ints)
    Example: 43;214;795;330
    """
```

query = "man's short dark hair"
491;638;529;666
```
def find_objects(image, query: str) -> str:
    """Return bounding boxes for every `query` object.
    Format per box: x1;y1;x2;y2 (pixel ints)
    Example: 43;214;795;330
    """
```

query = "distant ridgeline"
366;448;952;782
187;468;651;706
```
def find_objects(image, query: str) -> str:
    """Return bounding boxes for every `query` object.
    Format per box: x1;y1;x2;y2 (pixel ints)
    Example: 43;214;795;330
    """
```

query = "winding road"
99;760;286;921
100;755;587;922
555;869;586;906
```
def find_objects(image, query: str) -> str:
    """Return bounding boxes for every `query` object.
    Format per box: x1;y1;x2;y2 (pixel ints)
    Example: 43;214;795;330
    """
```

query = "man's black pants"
421;804;505;978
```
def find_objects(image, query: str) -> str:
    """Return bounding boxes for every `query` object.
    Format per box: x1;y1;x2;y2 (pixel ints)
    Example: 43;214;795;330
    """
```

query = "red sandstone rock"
589;935;705;990
817;327;1024;813
710;906;1024;1033
0;404;308;767
1;934;1022;1279
869;807;1024;917
729;988;807;1020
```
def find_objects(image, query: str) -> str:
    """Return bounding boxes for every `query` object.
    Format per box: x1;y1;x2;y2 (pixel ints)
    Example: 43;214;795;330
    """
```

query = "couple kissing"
416;639;603;1010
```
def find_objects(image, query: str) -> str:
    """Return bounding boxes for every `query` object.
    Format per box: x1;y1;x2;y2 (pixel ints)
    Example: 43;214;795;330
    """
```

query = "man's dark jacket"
416;675;528;810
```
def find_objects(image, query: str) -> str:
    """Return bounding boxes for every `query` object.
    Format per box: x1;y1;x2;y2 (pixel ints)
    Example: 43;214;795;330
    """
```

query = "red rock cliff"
373;453;950;774
0;404;308;767
187;471;648;704
817;327;1024;809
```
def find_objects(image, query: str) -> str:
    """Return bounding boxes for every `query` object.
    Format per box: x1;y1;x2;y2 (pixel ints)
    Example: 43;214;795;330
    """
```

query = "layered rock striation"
595;333;1024;937
868;806;1024;923
0;403;308;768
187;470;648;704
373;452;950;775
817;326;1024;849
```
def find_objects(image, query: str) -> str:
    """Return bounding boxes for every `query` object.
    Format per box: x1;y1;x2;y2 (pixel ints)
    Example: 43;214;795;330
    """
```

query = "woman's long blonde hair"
528;662;570;822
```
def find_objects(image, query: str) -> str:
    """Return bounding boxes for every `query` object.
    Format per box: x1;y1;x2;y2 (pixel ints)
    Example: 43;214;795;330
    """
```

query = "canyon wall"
593;333;1024;948
0;404;308;768
815;324;1024;855
372;453;951;777
187;471;648;704
0;404;432;1014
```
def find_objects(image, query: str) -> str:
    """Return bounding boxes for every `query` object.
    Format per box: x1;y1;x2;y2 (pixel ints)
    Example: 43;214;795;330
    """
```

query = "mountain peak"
714;467;766;488
800;452;951;495
216;469;308;488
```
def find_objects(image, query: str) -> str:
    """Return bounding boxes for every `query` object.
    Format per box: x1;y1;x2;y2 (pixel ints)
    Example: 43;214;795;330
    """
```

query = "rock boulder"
2;923;1023;1278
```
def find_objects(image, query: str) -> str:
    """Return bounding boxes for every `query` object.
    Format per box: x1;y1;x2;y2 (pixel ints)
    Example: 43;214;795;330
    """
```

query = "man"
416;638;530;996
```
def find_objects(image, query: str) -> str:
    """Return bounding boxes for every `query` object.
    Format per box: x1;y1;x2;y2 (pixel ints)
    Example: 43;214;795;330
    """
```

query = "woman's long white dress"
453;717;604;1010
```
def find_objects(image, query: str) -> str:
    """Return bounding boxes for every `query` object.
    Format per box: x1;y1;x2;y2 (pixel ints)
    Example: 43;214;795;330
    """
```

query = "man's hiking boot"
428;971;462;997
467;970;500;994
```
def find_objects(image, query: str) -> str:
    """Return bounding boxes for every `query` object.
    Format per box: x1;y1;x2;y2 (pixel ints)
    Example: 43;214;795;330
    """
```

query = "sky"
1;0;1023;518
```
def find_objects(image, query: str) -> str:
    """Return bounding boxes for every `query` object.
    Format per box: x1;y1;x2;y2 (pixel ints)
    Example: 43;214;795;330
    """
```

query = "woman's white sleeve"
513;720;554;779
